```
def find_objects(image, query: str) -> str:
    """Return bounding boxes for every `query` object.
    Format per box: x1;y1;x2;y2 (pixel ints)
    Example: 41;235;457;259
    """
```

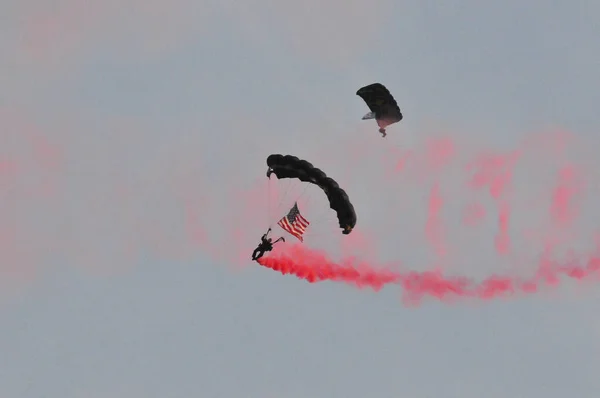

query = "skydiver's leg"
379;128;386;137
252;247;261;260
255;250;265;260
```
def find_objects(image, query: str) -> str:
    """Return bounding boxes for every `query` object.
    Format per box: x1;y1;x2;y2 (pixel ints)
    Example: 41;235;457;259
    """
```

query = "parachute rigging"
265;154;357;243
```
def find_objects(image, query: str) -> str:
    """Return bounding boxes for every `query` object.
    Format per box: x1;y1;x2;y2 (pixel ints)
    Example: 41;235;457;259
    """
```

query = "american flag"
277;202;310;242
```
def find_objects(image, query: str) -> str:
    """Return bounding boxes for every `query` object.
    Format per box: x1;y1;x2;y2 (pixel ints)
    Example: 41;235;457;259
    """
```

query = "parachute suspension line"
293;183;312;208
270;182;332;235
293;187;347;234
304;229;342;239
307;221;341;238
310;206;340;227
303;209;341;236
300;192;315;216
267;177;272;227
271;178;293;225
279;179;293;210
304;223;345;239
310;211;338;225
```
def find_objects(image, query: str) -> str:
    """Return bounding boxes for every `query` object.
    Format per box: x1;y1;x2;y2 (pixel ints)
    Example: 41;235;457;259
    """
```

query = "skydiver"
361;111;387;137
252;227;285;261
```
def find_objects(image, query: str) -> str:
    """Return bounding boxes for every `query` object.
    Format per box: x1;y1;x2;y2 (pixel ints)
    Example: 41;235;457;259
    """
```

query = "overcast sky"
2;1;600;397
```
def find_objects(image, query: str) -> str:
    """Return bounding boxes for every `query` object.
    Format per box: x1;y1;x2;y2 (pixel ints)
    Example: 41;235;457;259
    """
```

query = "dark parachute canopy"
356;83;403;135
266;154;356;235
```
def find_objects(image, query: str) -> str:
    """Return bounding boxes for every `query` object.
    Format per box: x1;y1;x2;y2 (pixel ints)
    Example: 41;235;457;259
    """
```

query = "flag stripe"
277;202;310;242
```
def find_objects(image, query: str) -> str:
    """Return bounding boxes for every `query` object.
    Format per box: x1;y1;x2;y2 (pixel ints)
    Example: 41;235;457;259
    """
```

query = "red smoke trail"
425;182;446;259
466;150;520;255
550;165;583;229
423;138;455;266
463;202;486;226
257;244;600;305
257;245;399;291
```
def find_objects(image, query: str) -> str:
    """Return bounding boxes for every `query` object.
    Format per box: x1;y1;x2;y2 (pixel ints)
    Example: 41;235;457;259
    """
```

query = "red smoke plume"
257;244;600;305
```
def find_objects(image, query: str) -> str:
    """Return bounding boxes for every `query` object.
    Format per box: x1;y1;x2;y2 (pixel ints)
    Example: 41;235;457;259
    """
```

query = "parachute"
356;83;403;137
266;154;356;236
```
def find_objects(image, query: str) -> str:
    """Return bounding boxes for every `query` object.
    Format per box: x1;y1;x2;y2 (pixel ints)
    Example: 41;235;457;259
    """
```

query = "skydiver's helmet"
378;128;386;136
343;225;353;234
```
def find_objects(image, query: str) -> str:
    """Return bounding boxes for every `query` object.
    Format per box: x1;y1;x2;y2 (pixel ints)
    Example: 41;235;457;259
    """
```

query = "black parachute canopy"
356;83;403;128
266;154;356;235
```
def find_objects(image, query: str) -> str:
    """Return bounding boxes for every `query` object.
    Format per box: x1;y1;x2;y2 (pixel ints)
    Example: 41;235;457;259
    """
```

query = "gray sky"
2;1;600;397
